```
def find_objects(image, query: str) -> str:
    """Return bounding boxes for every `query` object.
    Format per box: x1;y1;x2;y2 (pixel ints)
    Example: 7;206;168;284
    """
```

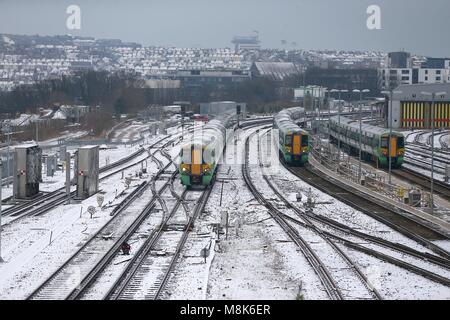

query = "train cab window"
397;137;404;148
381;137;388;148
372;137;378;148
285;135;292;145
301;135;309;146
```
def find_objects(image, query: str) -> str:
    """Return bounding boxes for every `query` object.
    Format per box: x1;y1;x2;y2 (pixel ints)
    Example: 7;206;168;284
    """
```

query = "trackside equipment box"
75;146;99;199
13;144;42;199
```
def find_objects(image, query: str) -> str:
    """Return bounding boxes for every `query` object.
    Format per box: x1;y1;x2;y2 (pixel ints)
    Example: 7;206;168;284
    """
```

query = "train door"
191;146;202;176
380;136;388;155
293;134;301;155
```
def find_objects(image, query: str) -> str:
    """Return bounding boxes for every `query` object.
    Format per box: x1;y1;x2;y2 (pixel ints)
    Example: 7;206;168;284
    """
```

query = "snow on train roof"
275;107;306;132
330;115;404;136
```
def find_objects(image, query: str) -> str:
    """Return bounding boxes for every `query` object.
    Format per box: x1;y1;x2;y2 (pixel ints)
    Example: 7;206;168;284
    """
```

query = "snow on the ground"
0;131;167;299
1;121;449;300
339;245;450;299
405;129;450;149
110;121;150;143
258;129;450;299
162;126;327;300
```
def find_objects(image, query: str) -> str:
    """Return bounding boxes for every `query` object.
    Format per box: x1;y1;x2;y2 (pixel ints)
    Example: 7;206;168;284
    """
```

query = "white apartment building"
418;68;450;84
378;55;450;89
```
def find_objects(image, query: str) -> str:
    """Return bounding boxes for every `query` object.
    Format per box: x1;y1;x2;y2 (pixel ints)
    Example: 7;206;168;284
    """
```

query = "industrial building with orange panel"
388;83;450;129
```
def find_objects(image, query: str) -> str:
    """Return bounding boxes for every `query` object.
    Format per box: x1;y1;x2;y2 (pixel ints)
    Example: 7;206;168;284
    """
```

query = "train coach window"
397;137;405;148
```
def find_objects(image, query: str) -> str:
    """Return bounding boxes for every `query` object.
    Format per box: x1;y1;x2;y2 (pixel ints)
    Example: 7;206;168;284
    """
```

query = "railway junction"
0;99;449;301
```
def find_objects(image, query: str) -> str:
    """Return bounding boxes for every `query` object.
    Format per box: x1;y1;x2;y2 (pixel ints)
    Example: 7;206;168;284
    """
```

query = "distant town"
0;33;390;92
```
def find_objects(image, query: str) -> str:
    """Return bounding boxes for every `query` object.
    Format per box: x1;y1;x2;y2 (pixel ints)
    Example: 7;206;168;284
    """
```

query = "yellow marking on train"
293;135;301;155
191;148;202;176
390;137;397;157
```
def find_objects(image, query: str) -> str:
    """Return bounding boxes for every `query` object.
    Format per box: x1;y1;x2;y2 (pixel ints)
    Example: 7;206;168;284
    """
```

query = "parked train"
273;107;310;165
179;113;236;187
329;116;405;168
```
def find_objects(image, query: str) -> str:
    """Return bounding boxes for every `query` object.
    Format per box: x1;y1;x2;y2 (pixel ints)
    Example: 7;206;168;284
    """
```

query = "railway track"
70;121;267;300
104;186;211;300
243;130;344;300
254;130;382;299
259;131;450;271
285;159;450;258
438;133;449;149
403;158;446;176
27;156;177;300
392;167;450;202
1;140;162;216
407;137;450;157
22;119;269;300
281;214;450;286
1;133;186;226
406;147;450;167
259;130;450;288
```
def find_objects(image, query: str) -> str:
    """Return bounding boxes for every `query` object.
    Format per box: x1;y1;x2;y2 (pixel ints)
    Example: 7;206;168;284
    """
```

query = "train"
328;116;405;168
273;107;310;165
179;113;236;187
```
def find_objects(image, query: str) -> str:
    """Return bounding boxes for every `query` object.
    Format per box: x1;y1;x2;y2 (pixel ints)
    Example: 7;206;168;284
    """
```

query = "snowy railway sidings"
5;118;272;300
3;119;449;300
23;122;211;300
0;136;172;226
257;130;450;280
103;185;212;300
243;129;380;300
26;154;178;300
79;121;271;300
285;163;450;253
243;128;450;299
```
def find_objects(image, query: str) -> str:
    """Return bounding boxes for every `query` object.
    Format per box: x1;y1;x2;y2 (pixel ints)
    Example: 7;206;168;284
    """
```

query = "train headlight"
181;164;190;173
203;165;211;173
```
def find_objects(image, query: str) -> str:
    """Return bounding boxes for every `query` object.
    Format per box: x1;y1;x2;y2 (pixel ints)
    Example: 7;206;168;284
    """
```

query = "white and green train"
179;113;236;187
329;116;405;168
273;107;310;165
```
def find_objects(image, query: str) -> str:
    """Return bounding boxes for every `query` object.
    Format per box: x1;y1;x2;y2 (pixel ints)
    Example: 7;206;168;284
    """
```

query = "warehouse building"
389;83;450;129
200;101;247;118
